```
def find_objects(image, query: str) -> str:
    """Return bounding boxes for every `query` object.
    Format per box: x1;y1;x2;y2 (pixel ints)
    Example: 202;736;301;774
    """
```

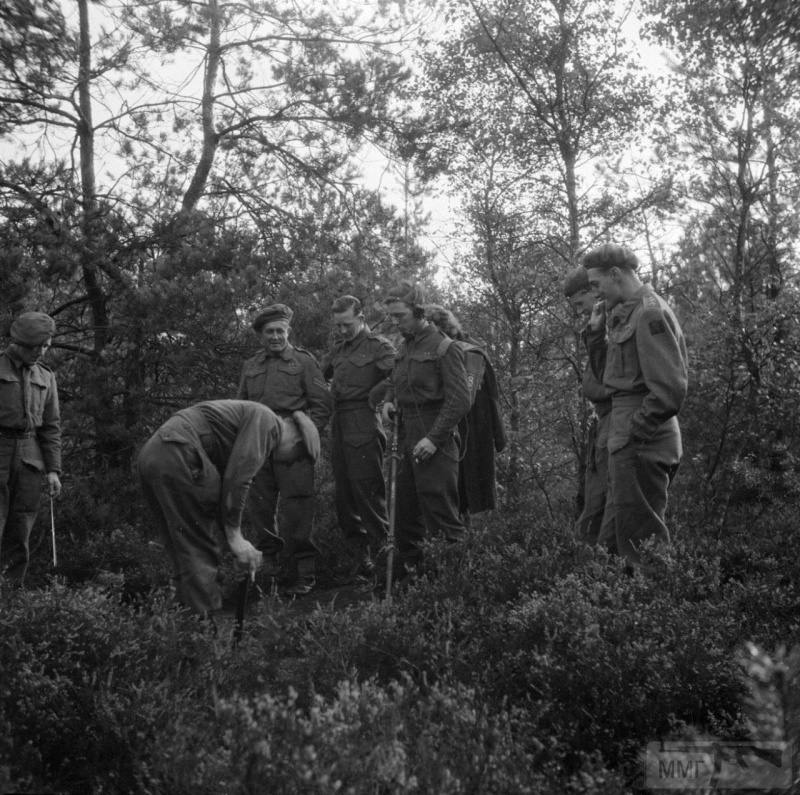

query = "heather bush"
5;488;800;793
208;676;624;795
0;584;243;794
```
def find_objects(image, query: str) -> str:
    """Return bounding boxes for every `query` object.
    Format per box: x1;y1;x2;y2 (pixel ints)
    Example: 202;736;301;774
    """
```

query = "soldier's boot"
282;556;316;597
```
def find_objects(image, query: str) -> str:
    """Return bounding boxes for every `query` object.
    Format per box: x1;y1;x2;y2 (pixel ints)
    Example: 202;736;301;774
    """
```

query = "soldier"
236;303;332;595
424;305;506;525
137;400;319;615
321;295;396;590
0;312;62;585
563;267;615;547
583;244;688;566
380;283;472;577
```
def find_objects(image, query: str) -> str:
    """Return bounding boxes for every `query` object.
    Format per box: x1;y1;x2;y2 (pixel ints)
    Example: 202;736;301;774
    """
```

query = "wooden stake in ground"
385;410;400;601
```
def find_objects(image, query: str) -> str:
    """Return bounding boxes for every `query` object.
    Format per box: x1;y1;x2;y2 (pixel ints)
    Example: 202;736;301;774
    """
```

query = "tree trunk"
181;0;222;213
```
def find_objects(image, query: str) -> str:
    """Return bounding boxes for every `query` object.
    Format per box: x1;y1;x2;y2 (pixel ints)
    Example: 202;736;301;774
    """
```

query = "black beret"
252;303;293;332
563;266;590;297
10;312;56;346
582;244;639;272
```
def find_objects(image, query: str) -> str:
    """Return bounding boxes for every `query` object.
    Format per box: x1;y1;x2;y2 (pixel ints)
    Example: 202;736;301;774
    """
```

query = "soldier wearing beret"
237;303;332;595
0;311;62;585
137;400;318;615
563;266;615;547
583;244;688;567
380;282;472;579
320;295;396;591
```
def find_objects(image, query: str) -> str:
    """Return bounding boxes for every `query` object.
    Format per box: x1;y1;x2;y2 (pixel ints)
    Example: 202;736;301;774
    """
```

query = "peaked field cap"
10;311;56;345
252;303;293;332
563;266;590;297
384;281;427;307
582;244;639;272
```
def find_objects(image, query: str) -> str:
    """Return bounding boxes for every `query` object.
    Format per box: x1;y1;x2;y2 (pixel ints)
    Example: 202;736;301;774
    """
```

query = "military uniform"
587;284;688;564
386;324;471;569
0;344;61;583
236;344;332;569
575;333;614;547
322;328;396;566
137;400;283;614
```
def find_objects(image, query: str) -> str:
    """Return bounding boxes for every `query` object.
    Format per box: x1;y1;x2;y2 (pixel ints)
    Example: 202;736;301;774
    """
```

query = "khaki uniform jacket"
237;344;332;431
580;329;613;413
322;328;396;405
387;324;471;448
174;400;283;529
0;349;61;473
588;285;688;451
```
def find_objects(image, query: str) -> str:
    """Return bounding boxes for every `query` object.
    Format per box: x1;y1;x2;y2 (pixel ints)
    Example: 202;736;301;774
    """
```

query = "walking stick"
49;494;57;568
385;410;400;600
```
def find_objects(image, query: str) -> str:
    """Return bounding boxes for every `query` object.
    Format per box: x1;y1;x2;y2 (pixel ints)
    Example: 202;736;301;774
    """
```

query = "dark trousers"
331;409;388;558
575;413;614;547
247;456;318;566
136;416;224;614
0;436;44;584
394;415;465;568
609;440;679;564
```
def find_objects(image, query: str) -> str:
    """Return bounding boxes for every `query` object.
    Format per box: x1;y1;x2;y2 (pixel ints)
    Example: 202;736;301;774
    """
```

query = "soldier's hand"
589;300;606;332
412;437;437;463
382;401;397;424
228;532;263;577
46;472;62;498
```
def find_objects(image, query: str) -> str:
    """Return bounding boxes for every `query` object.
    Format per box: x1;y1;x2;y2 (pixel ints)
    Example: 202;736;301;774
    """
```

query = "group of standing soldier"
0;244;688;615
136;281;505;614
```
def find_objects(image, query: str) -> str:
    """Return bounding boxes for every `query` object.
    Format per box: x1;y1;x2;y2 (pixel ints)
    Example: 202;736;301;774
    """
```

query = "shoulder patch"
648;319;667;336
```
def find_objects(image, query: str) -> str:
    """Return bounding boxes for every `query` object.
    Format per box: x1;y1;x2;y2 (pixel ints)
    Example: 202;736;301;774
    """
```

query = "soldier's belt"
334;399;371;411
397;400;444;413
612;393;647;408
0;426;34;439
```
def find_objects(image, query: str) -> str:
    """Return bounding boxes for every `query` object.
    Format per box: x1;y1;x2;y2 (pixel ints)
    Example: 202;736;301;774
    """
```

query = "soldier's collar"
4;347;28;369
613;286;648;323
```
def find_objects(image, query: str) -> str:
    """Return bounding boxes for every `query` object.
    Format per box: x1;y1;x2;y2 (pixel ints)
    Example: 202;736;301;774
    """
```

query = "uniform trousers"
331;406;388;559
575;411;615;547
0;435;44;584
247;456;318;570
395;411;465;569
136;414;224;614
608;398;681;565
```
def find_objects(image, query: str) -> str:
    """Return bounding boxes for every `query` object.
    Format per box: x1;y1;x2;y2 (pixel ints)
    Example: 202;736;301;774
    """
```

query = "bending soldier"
583;245;688;566
321;295;396;590
562;267;615;547
137;400;319;615
236;303;332;596
0;312;62;585
381;283;471;578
